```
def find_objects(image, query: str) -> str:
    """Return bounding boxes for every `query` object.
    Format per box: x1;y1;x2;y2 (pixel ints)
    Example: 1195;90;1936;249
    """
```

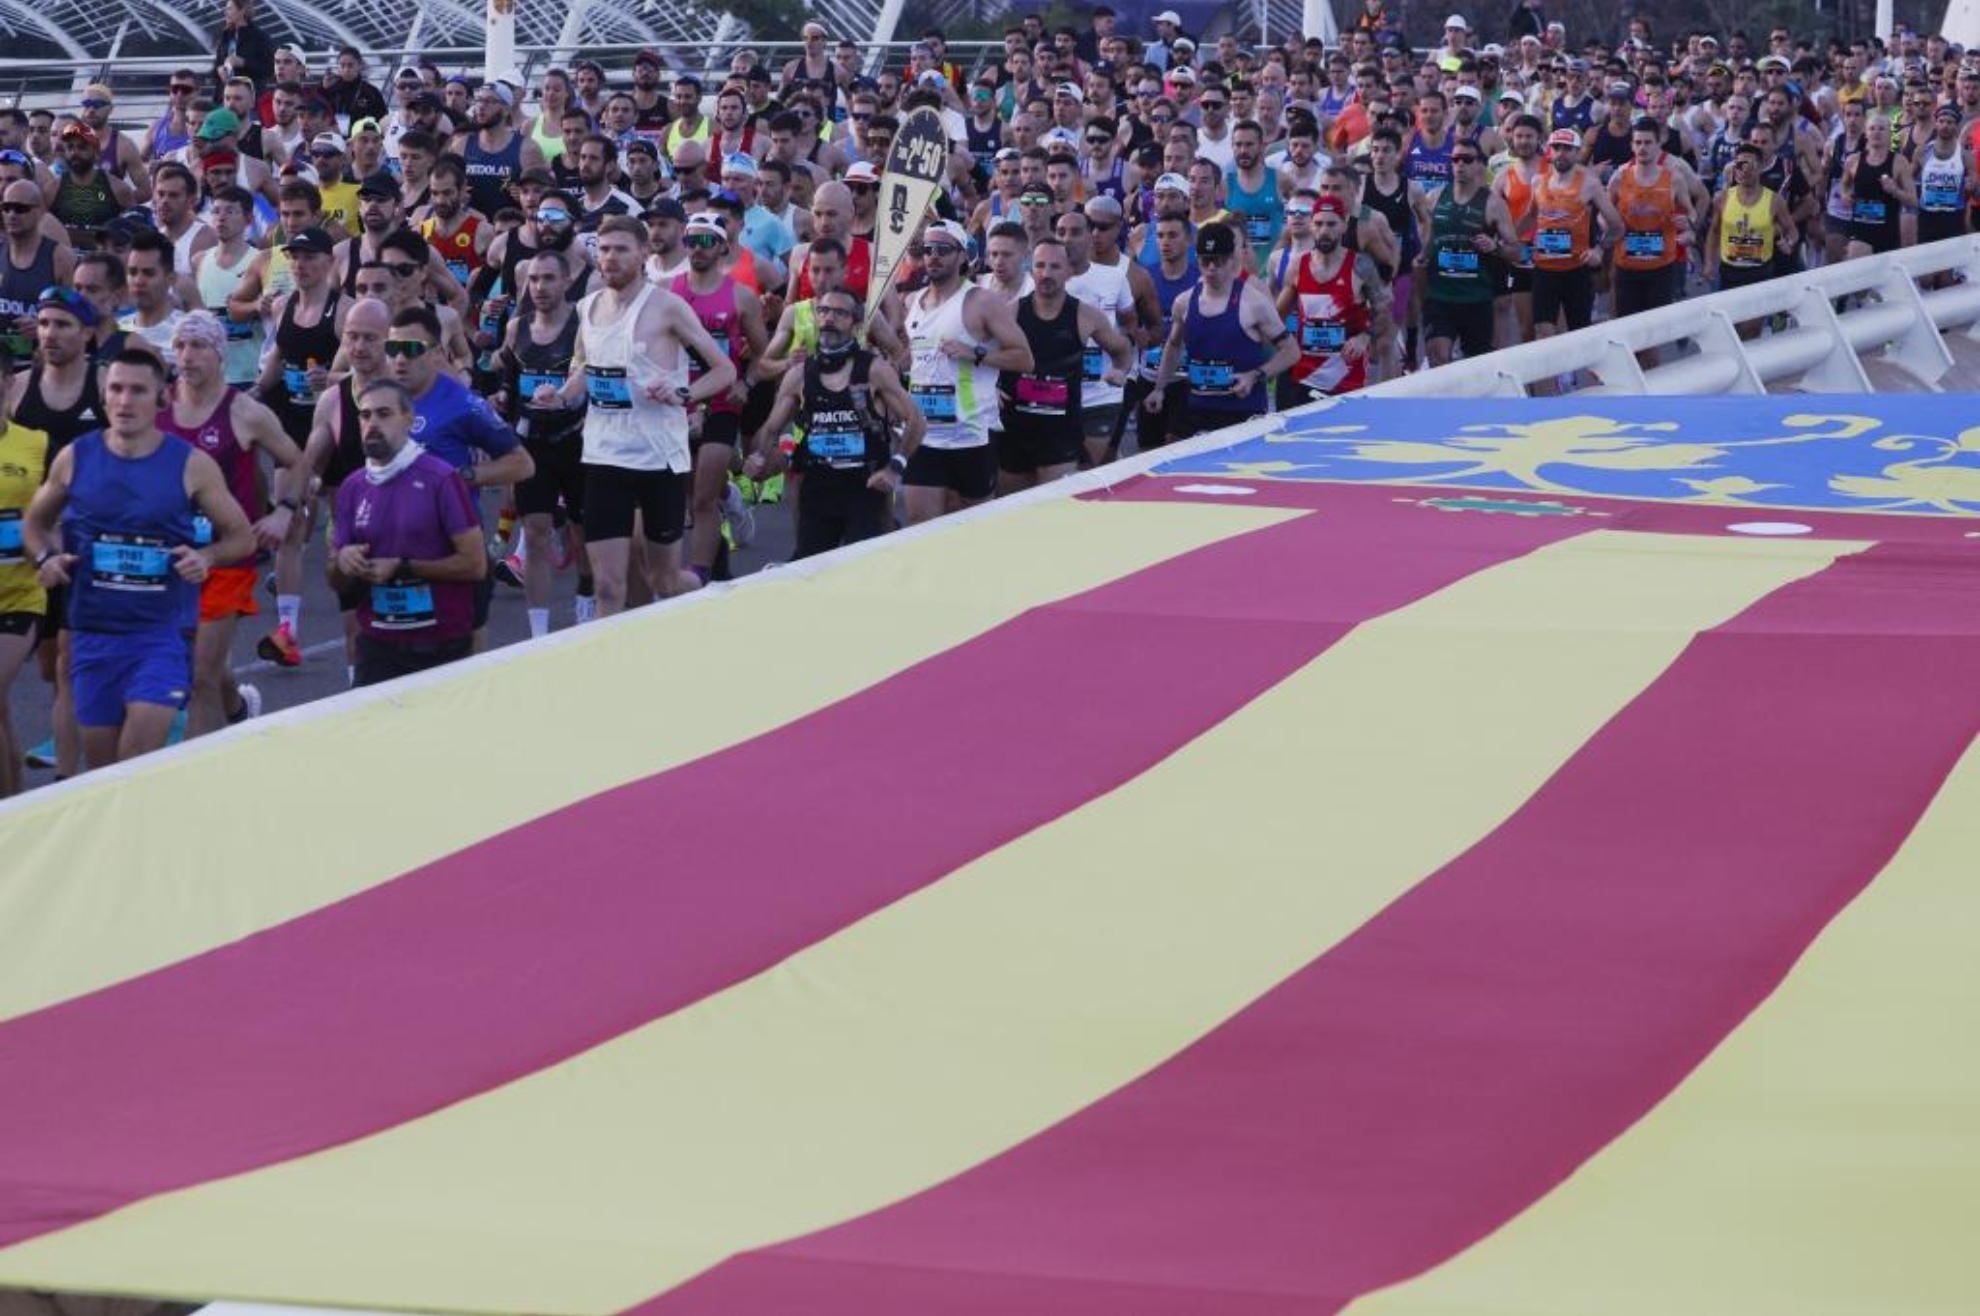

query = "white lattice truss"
0;0;925;65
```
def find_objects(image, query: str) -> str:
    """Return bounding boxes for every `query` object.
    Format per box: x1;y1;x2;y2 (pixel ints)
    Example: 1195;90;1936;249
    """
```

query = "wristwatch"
972;343;988;365
888;453;908;473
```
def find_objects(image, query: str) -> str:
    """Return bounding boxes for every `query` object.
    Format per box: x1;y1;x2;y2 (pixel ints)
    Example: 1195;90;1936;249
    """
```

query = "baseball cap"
624;137;658;159
196;107;242;141
283;226;336;255
1758;55;1790;71
1547;128;1582;148
1168;66;1197;83
1453;85;1482;102
276;43;307;63
923;219;971;249
1606;80;1634;98
1935;102;1961;120
1154;171;1189;192
845;161;880;184
633;48;663;67
645;197;687;222
1055;82;1083;98
351;117;381;137
395;65;422;82
311;131;348;155
357;171;402;200
720;152;759;178
1084;194;1125;222
1195;221;1237;258
801;21;827;37
1445;13;1470;29
409;91;442;110
1153;9;1182;23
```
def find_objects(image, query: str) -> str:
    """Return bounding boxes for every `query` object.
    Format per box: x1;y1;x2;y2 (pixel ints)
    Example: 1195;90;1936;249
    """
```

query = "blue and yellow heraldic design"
1155;396;1980;516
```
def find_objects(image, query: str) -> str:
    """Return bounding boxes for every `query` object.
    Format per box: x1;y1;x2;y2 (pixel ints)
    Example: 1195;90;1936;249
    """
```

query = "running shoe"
228;683;263;724
493;553;525;588
757;472;785;504
263;570;278;597
256;621;303;667
573;594;597;625
723;481;756;548
165;708;188;746
24;736;54;769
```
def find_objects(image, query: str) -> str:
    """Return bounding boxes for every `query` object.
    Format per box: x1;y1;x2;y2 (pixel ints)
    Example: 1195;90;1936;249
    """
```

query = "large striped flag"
1;395;1976;1315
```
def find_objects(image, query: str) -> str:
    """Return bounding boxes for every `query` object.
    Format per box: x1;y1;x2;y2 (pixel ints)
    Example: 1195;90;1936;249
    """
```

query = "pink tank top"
671;274;743;414
163;388;263;535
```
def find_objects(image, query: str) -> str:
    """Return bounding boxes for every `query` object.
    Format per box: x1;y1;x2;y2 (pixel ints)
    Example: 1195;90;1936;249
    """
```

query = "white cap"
1168;65;1197;82
1453;85;1482;101
310;131;348;154
1153;9;1182;23
845;160;880;183
1055;82;1084;97
1154;171;1189;192
923;218;971;248
684;212;728;239
1445;13;1471;28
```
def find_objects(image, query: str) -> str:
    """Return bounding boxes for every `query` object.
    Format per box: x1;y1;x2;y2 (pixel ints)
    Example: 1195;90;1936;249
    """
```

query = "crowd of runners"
0;3;1971;781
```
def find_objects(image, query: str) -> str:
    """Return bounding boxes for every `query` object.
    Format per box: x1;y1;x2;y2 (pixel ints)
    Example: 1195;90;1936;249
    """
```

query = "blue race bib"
0;510;21;562
1301;321;1347;353
1535;229;1572;256
806;428;866;463
282;363;315;404
910;385;957;421
371;582;436;630
1623;231;1666;259
1081;345;1105;381
90;533;171;591
1186;358;1236;391
585;366;633;410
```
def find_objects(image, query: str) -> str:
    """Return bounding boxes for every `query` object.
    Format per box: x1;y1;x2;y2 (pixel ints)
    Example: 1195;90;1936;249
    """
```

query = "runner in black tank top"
1589;121;1633;178
321;374;366;489
999;291;1085;477
791;350;891;558
1364;172;1416;265
16;363;103;462
273;286;341;443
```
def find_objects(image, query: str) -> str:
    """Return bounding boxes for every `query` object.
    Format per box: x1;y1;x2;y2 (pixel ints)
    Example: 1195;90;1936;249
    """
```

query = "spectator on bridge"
322;47;388;137
213;0;274;102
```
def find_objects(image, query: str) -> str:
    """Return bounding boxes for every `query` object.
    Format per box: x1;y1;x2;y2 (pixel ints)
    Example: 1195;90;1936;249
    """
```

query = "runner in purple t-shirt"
328;377;487;687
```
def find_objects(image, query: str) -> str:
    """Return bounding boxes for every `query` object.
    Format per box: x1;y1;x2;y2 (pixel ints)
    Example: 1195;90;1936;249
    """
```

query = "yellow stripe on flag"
0;533;1859;1315
1346;733;1980;1316
0;500;1294;1024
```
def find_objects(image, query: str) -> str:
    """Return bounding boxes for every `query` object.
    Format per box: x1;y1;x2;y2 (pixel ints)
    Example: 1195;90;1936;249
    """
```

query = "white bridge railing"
1363;235;1980;399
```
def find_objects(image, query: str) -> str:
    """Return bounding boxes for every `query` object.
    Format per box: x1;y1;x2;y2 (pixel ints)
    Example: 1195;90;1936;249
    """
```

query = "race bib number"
1923;184;1960;211
1852;199;1888;224
689;331;731;381
445;259;472;286
1623;231;1666;259
1436;246;1480;274
910;385;957;421
371;581;436;630
1141;345;1165;373
1012;374;1070;415
223;316;255;342
282;363;315;404
1301;321;1347;353
806;427;865;463
1081;345;1105;381
1186;358;1236;392
585;366;632;410
1244;213;1273;242
90;533;171;592
1535;229;1573;257
0;509;21;563
1516;241;1534;266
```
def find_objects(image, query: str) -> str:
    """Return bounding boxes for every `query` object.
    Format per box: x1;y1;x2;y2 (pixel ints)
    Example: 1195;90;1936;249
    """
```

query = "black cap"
357;171;402;200
623;137;658;159
283;226;337;255
646;197;687;222
1195;221;1237;259
409;90;442;110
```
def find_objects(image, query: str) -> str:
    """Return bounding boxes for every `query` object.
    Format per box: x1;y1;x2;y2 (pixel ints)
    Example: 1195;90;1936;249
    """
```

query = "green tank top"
1427;184;1494;304
53;169;119;232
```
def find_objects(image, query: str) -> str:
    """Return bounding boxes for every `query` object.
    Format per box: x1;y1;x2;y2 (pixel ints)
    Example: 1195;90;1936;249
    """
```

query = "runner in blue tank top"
1224;122;1283;272
23;351;254;768
1125;211;1202;452
1407;92;1458;196
1143;222;1298;441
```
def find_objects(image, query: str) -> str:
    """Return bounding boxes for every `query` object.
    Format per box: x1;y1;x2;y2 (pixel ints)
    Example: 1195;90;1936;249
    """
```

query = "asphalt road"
6;491;798;785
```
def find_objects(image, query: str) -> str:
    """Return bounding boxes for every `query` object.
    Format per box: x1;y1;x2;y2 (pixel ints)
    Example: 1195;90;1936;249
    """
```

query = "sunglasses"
81;98;111;110
921;242;962;257
385;261;421;277
170;83;197;95
1451;153;1481;163
1088;218;1118;230
311;148;344;158
382;339;431;359
1019;196;1053;207
1085;136;1111;146
535;208;571;223
1200;99;1228;109
684;232;725;249
850;111;872;121
0;202;34;215
39;285;86;309
816;304;857;320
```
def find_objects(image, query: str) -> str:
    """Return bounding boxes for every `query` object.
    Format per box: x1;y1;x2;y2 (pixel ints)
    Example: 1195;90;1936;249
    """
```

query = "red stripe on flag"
0;501;1587;1251
639;541;1980;1316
